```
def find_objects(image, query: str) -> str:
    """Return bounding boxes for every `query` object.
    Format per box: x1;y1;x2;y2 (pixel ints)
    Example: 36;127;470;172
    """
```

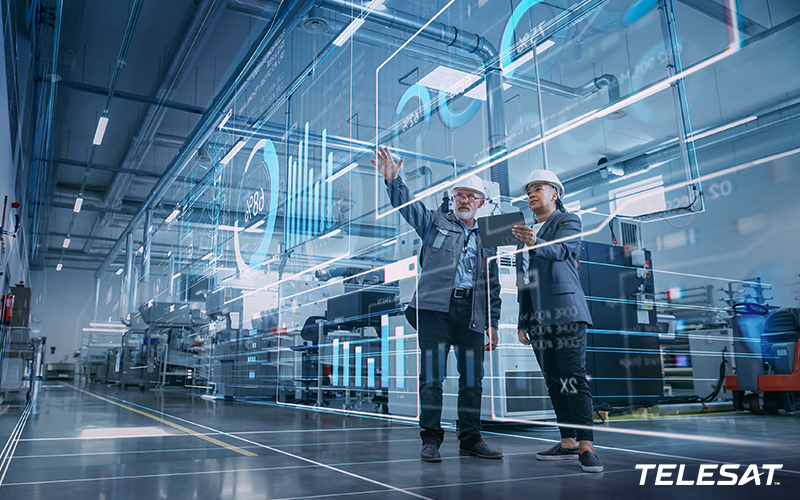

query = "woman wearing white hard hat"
511;169;603;473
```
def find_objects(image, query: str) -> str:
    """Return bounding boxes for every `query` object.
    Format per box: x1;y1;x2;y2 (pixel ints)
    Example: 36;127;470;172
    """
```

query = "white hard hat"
521;169;564;197
451;175;487;198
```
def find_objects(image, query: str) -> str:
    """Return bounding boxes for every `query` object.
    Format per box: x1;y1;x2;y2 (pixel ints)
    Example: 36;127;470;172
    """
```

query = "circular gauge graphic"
437;84;482;128
234;138;280;277
394;83;431;148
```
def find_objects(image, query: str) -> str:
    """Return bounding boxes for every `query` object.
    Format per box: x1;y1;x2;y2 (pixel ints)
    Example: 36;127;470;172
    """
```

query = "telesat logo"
636;464;783;486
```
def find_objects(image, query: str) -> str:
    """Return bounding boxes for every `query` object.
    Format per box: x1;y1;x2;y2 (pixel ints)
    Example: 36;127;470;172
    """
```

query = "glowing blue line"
287;154;294;249
332;339;339;387
343;342;350;387
321;129;327;234
327;153;334;229
381;316;389;389
367;358;375;388
395;326;405;389
355;346;362;387
308;168;314;241
304;123;310;242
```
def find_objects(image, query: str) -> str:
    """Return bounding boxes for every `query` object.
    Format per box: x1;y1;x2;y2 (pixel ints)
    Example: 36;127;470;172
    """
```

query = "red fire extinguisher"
1;293;13;324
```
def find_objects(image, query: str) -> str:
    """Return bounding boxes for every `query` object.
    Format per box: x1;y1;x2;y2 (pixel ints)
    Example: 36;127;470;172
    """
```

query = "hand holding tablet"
477;212;526;247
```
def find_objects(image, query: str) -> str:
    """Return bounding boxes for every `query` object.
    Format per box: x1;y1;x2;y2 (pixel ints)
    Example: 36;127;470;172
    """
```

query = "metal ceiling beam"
94;0;319;278
676;0;766;36
56;80;206;115
83;0;228;254
48;157;163;179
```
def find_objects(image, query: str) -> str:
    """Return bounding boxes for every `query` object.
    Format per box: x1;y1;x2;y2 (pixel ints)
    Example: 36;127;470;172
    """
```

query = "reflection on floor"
0;381;798;499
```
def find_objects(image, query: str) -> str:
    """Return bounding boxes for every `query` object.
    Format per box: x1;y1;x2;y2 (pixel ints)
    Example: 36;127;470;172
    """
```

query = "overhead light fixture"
201;252;213;261
333;18;365;47
502;40;556;75
382;239;397;247
93;116;109;145
220;139;246;165
116;268;124;275
56;263;63;271
218;109;232;130
89;321;126;329
332;0;384;46
687;115;757;143
172;272;181;280
62;237;71;248
419;66;511;101
73;197;84;213
319;228;342;239
327;162;358;183
165;208;180;224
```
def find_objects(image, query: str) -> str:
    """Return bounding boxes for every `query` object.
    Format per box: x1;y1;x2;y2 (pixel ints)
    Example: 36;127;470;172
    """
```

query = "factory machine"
726;305;799;414
580;241;664;405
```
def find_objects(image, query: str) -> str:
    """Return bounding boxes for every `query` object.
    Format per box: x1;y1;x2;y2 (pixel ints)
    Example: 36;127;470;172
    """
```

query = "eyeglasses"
452;194;483;203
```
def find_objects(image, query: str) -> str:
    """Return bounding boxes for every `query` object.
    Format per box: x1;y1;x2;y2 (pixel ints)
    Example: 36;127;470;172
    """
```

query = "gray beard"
456;207;476;220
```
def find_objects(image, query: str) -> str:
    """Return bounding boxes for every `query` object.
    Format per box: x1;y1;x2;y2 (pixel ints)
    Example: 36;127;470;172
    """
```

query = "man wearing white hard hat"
511;169;603;473
372;145;502;463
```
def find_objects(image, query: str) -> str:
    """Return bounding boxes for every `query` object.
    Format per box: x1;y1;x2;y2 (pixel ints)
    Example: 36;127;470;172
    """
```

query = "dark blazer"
516;211;592;329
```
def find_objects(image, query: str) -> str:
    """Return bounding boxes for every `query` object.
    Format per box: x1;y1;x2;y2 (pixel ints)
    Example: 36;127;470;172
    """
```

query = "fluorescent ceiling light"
218;225;242;232
89;321;126;328
382;239;397;247
333;18;365;47
62;237;71;248
201;252;213;261
73;197;83;213
56;263;63;271
172;272;181;280
687;115;757;142
218;109;232;130
220;139;246;165
116;268;124;275
93;116;109;145
327;162;358;183
419;66;511;101
502;40;555;75
319;228;342;239
245;220;265;232
82;327;126;333
165;209;180;224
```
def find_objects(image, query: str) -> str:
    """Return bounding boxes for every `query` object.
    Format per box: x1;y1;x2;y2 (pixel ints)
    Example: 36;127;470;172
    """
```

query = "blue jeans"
417;295;485;448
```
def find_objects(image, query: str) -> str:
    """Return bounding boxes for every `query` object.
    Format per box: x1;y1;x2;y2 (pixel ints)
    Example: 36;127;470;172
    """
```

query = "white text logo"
635;464;782;486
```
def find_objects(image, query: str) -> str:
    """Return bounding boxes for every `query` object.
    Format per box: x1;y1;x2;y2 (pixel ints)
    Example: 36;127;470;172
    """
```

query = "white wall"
29;268;97;362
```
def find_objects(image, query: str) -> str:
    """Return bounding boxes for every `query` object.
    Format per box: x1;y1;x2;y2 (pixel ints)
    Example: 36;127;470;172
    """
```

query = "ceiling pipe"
317;0;511;195
94;0;319;278
83;0;227;253
347;24;620;102
226;0;281;19
562;100;800;199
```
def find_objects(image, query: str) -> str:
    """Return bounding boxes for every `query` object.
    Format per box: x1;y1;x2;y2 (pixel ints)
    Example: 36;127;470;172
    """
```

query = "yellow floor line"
64;384;256;457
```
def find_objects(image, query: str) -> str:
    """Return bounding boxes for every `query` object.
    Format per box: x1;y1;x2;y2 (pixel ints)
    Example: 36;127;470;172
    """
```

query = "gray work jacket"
387;177;501;333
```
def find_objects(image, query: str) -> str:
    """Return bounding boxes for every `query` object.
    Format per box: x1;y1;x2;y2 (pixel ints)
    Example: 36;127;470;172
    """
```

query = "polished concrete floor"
0;381;798;499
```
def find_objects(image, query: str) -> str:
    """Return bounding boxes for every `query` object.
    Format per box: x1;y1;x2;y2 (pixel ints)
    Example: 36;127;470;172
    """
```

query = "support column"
142;208;152;302
168;251;176;301
93;278;101;321
125;232;134;316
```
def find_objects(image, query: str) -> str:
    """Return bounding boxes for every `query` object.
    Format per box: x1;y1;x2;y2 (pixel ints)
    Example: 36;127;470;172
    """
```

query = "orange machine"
726;307;800;414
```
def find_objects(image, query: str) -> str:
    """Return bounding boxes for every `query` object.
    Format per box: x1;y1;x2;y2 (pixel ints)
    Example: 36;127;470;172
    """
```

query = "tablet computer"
477;212;526;248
